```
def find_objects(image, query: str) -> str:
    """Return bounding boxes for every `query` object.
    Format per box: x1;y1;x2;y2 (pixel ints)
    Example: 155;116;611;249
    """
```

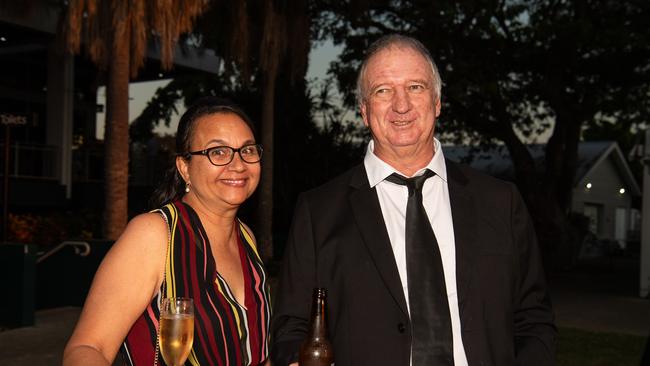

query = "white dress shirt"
363;139;469;366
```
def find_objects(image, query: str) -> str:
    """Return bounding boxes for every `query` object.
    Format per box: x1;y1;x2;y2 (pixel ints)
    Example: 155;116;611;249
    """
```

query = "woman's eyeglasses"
186;144;263;166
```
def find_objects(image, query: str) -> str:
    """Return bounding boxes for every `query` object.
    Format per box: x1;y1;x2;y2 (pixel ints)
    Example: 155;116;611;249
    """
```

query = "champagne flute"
159;297;194;366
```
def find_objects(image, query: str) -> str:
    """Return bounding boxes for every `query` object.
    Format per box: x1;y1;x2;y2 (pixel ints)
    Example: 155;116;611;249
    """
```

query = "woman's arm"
63;212;168;366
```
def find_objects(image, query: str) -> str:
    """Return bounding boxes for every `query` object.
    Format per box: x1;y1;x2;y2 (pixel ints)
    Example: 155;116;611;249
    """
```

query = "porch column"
46;42;74;198
640;128;650;298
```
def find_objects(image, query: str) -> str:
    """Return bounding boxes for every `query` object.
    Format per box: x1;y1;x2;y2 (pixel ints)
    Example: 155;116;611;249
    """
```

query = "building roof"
443;141;641;196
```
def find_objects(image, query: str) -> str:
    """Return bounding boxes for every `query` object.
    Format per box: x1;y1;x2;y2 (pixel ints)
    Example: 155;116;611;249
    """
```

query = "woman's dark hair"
149;96;256;209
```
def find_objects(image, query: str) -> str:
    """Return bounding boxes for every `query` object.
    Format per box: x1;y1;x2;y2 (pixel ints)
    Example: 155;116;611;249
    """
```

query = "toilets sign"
1;113;28;126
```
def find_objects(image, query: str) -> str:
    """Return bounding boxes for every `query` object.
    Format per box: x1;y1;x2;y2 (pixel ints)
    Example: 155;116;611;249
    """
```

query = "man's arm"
510;185;557;365
271;194;317;366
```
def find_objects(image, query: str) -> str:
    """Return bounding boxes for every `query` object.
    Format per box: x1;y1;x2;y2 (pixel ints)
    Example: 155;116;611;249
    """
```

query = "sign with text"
1;113;28;126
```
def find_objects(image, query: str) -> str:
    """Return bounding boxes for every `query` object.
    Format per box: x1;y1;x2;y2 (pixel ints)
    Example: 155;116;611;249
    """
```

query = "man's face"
360;46;441;165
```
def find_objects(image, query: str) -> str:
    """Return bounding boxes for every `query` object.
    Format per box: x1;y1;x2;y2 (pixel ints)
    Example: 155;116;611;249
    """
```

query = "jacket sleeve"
271;194;317;366
510;185;557;365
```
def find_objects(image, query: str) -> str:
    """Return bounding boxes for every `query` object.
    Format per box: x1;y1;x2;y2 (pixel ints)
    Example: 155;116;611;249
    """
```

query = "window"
583;204;601;235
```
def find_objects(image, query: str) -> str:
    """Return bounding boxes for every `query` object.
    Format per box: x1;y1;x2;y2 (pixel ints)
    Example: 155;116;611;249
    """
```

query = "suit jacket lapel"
446;160;478;317
348;165;409;315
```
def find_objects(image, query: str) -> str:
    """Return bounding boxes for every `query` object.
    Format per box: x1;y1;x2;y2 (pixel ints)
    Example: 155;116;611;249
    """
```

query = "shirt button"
397;323;406;333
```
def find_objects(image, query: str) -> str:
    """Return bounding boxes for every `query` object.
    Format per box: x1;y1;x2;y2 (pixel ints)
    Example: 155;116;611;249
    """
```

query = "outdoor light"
586;182;592;189
0;36;6;42
619;188;626;194
158;73;164;78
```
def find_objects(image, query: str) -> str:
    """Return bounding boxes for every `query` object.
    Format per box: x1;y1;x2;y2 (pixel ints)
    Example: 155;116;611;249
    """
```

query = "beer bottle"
299;288;334;366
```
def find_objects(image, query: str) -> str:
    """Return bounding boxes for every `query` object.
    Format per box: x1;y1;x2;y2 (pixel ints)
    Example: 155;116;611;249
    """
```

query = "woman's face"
178;112;260;211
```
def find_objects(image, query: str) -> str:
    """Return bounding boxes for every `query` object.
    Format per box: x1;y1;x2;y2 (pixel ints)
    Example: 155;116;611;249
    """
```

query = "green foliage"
292;77;367;189
318;0;650;143
129;72;254;143
557;327;647;366
582;121;641;157
8;211;100;246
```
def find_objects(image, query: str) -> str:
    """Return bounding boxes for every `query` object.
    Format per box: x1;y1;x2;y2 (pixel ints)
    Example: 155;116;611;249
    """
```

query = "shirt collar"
363;138;448;188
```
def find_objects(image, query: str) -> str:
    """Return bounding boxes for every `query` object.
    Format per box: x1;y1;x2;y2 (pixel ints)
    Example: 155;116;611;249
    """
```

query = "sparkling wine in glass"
159;297;194;366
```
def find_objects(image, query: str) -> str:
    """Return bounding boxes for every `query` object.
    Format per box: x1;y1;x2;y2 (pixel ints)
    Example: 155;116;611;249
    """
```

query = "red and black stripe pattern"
121;200;271;365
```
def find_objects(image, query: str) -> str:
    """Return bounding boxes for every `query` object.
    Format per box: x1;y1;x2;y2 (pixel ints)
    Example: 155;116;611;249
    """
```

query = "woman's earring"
185;182;191;193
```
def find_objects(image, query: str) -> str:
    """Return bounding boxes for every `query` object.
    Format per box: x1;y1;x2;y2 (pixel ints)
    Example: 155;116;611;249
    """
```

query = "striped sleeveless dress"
121;200;271;366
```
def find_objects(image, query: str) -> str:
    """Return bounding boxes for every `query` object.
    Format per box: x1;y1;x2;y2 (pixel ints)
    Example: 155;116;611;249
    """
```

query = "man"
272;34;556;366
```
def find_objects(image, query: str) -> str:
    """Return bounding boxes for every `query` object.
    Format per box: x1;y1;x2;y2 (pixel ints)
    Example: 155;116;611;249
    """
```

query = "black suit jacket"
272;161;556;366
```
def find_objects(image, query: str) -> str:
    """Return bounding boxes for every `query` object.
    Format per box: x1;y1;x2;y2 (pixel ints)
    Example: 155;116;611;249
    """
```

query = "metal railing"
0;143;106;182
36;240;91;264
0;142;169;183
0;143;57;179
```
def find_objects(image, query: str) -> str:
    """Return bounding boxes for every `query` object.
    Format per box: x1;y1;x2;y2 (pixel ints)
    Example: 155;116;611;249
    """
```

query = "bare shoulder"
95;211;169;287
124;211;168;237
114;212;168;254
99;212;169;282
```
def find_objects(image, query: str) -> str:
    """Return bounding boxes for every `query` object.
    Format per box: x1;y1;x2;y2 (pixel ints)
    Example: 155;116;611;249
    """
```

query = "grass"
557;327;648;366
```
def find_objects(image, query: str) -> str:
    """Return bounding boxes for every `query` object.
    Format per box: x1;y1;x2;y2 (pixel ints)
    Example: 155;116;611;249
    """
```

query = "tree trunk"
556;113;582;213
257;67;277;263
492;106;562;271
523;104;583;272
103;19;130;239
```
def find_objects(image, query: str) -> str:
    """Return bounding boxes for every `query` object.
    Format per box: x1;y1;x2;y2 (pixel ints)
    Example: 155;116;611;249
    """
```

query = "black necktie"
385;170;454;365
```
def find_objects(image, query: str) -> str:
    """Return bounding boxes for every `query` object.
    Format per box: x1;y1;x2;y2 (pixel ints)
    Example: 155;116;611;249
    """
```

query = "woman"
63;97;271;365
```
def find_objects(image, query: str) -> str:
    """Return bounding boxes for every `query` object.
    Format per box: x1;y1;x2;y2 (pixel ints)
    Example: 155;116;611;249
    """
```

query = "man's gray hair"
355;34;442;105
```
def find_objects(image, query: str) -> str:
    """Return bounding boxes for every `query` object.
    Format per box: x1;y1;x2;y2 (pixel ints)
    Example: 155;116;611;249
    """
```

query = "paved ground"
0;306;81;366
550;258;650;337
0;257;648;365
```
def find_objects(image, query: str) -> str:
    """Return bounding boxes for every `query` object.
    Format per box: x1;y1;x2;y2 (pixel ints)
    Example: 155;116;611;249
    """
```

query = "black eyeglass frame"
185;143;263;166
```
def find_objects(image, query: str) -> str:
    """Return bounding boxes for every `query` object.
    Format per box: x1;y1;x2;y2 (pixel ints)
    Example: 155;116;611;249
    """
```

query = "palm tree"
256;0;287;262
62;0;208;239
247;0;310;262
194;0;310;261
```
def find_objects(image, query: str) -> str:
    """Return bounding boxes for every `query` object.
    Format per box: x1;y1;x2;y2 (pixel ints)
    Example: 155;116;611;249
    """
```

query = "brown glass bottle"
298;288;334;366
